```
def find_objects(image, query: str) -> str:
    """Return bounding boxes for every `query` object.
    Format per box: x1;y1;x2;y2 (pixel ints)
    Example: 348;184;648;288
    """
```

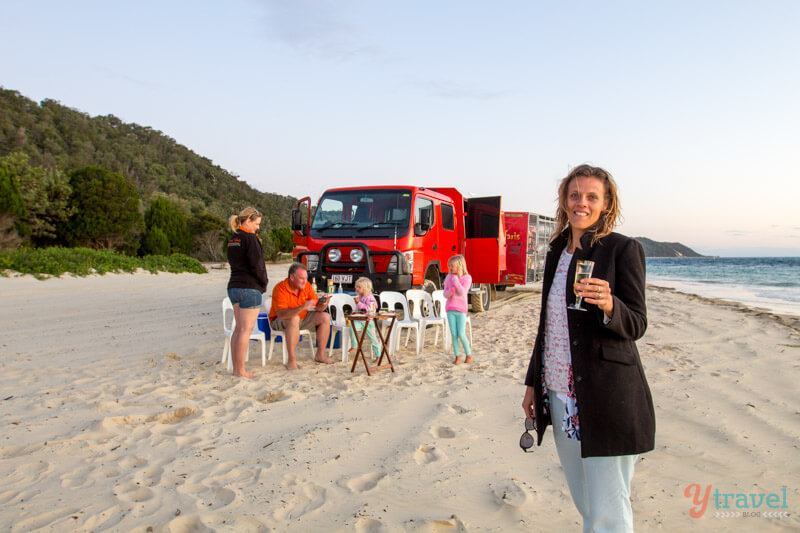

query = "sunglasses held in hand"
520;417;536;452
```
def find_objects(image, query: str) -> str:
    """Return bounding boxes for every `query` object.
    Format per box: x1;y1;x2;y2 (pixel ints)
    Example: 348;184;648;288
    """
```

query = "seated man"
269;262;332;370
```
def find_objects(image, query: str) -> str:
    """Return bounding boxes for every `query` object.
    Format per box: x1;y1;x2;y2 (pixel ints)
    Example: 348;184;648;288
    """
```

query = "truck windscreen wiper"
357;222;403;232
314;221;359;232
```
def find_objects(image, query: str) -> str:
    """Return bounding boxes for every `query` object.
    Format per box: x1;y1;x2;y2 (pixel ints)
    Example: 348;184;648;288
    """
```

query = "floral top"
542;248;581;441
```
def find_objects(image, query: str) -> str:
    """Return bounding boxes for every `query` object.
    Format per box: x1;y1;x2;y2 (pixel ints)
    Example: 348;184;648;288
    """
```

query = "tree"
0;152;72;244
0;159;25;248
189;211;226;261
269;226;294;253
143;196;191;254
142;226;170;256
63;166;143;252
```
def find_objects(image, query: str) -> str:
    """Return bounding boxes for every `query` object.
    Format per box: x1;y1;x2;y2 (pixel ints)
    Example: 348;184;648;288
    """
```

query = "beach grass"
0;246;207;279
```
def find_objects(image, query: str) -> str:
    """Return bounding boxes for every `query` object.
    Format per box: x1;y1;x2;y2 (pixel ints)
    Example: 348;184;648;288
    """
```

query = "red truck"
291;186;553;311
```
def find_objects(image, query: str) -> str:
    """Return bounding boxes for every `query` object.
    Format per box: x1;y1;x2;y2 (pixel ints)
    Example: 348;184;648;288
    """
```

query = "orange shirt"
269;278;318;321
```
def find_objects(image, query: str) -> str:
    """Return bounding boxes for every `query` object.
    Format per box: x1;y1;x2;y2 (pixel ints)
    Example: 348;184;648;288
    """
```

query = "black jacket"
524;230;655;457
227;230;268;293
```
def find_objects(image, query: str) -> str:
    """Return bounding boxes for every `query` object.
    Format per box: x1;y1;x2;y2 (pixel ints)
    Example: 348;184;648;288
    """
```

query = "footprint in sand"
405;515;467;532
414;444;446;465
118;455;147;469
257;390;291;403
447;404;471;415
165;514;215;533
113;480;154;503
356;517;388;533
60;465;93;489
344;472;387;493
490;479;529;508
273;481;326;521
429;426;456;439
134;465;164;487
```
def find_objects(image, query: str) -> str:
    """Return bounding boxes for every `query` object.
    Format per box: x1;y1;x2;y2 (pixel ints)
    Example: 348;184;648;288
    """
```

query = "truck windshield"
311;189;412;239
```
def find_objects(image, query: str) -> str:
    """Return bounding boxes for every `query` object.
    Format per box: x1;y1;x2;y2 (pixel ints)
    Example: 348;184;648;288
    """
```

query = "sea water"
646;257;800;316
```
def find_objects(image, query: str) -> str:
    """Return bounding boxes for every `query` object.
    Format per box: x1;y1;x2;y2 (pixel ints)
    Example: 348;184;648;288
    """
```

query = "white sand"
1;265;798;531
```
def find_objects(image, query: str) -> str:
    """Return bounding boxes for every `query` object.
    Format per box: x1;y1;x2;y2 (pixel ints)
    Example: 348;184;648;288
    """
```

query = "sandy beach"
1;265;798;532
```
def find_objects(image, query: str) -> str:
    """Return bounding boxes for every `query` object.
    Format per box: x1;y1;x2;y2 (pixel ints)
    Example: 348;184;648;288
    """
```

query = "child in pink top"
443;255;473;364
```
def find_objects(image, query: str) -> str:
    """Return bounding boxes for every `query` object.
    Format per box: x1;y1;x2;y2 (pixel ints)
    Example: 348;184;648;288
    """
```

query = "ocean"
646;257;800;317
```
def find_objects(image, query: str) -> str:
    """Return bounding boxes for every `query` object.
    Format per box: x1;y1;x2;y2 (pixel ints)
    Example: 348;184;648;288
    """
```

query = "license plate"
331;274;352;284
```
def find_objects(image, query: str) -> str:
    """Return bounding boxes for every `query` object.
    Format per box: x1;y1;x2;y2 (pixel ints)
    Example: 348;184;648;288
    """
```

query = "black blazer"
524;230;655;457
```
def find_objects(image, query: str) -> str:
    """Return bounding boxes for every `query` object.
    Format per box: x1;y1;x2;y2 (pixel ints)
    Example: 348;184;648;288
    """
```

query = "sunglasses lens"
519;432;534;450
525;417;535;431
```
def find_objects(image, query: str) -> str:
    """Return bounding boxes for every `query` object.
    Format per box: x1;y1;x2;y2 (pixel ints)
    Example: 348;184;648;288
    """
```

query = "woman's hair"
552;164;621;246
355;277;373;294
229;207;262;232
447;254;468;276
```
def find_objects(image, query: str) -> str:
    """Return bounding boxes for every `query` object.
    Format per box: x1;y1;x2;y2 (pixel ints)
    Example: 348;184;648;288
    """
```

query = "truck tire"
423;267;441;294
470;284;491;312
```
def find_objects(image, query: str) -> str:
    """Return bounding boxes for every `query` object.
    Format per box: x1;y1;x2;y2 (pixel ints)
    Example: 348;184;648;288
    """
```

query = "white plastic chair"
406;289;446;352
221;297;266;372
264;299;315;366
378;291;421;355
327;293;356;363
432;289;472;353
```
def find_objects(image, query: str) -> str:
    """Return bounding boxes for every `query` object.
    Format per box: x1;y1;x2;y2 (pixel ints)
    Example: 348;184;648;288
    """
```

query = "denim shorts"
227;288;263;309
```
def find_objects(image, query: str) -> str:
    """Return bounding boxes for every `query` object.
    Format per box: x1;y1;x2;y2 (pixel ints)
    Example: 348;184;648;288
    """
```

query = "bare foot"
234;370;255;379
285;362;301;370
465;356;474;364
453;357;463;365
315;354;335;364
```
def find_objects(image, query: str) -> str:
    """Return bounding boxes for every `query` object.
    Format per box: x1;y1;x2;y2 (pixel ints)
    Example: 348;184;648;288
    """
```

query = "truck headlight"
350;249;364;262
387;256;398;274
327;248;341;262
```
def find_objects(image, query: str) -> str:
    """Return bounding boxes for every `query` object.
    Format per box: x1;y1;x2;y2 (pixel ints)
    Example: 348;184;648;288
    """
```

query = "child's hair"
355;277;374;293
228;207;261;232
447;255;468;276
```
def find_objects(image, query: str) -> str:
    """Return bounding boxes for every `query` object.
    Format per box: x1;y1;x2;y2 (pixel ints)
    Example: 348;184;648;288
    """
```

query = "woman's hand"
521;386;536;420
575;277;614;316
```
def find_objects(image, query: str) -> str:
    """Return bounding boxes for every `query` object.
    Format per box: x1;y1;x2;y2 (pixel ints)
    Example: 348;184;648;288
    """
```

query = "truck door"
438;202;458;272
464;196;506;284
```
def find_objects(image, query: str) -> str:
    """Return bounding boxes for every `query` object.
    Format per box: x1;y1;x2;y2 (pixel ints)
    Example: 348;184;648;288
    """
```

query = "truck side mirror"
291;208;307;235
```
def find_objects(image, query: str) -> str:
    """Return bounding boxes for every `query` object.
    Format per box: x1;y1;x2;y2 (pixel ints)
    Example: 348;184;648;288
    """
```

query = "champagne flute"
567;260;595;311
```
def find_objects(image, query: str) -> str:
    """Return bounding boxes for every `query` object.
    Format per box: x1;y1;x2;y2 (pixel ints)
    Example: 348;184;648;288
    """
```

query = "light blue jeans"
446;311;471;357
548;391;637;533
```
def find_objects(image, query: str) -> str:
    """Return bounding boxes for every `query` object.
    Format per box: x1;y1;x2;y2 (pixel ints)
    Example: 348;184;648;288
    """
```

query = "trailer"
500;211;556;286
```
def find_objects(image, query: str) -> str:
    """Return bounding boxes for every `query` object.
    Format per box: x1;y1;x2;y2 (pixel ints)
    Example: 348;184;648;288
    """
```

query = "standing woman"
227;207;268;379
521;165;655;532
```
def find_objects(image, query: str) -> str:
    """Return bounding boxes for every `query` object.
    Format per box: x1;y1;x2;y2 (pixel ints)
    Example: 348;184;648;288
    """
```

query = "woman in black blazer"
521;165;654;532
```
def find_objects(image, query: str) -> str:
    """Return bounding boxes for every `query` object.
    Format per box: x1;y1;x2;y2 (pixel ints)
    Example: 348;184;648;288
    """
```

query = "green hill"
634;237;704;257
0;87;295;230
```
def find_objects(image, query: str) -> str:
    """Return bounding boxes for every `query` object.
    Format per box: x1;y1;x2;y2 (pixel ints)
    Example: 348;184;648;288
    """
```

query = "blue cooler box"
257;312;271;340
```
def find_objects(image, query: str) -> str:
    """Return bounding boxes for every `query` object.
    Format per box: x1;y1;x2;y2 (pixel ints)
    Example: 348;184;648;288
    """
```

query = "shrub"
0;246;206;279
62;166;143;252
142;226;170;256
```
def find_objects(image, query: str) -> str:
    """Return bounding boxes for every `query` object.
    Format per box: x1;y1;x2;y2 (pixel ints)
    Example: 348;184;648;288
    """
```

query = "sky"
2;0;799;256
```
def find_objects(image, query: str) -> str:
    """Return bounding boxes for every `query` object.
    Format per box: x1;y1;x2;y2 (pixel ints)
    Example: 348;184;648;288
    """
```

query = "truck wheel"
470;284;491;312
423;268;441;294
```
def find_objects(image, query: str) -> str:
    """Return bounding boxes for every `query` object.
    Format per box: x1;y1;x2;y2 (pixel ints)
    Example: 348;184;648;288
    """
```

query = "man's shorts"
270;311;321;332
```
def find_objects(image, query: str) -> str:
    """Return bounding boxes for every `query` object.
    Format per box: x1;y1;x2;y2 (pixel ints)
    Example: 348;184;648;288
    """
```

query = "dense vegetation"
0;87;297;273
0;247;206;279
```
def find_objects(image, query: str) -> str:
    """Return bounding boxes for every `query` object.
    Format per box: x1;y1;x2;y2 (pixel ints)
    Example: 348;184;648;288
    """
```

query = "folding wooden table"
349;311;396;375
